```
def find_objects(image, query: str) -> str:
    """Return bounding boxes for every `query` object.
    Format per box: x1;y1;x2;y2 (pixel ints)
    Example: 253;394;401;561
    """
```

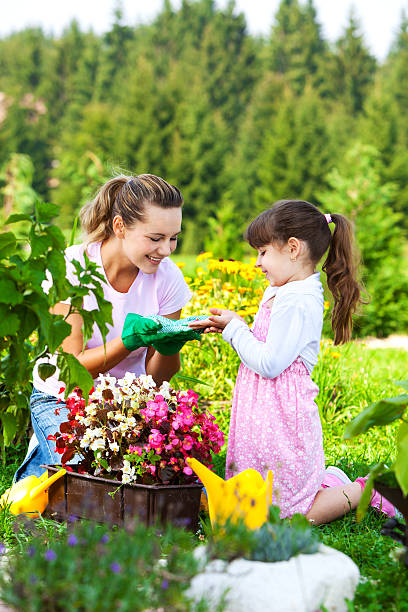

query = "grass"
1;343;408;610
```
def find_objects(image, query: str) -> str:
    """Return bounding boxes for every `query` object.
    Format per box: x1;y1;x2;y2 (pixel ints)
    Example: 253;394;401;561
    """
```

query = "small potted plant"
187;508;360;611
43;372;225;530
344;379;408;564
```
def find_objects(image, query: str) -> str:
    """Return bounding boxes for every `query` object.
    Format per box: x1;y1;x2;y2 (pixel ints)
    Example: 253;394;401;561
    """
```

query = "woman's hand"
188;308;244;332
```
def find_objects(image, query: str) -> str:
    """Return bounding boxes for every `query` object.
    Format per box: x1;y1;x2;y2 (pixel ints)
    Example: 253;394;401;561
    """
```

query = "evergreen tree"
321;144;408;337
267;0;329;95
359;12;408;225
326;11;376;115
254;87;333;211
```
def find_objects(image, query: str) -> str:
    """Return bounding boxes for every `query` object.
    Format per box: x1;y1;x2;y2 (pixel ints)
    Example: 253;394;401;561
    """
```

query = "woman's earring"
291;256;297;262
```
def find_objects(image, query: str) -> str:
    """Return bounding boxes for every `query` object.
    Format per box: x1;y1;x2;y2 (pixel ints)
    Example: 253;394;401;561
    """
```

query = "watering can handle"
29;469;66;499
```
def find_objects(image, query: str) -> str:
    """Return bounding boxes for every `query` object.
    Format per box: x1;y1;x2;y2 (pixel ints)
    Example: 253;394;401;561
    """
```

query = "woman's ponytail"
80;176;129;245
322;214;363;344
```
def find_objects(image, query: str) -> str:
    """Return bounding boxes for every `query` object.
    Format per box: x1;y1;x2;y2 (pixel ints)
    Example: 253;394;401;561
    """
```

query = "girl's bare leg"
306;482;362;525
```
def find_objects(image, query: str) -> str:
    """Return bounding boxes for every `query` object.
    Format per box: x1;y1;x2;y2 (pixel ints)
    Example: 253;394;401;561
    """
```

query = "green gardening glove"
149;315;206;356
121;313;163;351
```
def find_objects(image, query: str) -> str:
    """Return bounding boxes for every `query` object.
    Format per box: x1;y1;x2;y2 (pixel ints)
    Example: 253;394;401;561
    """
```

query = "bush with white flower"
49;373;225;485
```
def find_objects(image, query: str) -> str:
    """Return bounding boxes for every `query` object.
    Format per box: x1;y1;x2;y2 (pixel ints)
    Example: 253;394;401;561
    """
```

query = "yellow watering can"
187;458;273;529
0;469;66;518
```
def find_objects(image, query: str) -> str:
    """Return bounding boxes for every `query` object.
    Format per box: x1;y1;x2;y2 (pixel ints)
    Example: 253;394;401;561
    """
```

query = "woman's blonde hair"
80;174;183;244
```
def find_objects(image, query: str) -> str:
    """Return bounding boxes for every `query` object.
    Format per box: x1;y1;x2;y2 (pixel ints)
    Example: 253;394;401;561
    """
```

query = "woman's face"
118;204;182;273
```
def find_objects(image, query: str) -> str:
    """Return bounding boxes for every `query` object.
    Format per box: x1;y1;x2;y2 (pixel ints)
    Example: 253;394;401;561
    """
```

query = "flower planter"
187;544;360;612
42;465;203;531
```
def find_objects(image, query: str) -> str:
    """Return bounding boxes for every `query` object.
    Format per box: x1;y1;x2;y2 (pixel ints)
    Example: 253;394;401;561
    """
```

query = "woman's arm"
53;303;182;384
52;303;131;379
144;309;182;385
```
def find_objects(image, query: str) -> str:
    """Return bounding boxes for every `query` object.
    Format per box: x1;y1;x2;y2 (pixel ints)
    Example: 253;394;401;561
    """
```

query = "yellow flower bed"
182;255;268;324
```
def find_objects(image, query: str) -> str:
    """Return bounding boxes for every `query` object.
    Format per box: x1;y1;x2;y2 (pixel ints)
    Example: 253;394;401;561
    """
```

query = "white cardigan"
222;272;324;379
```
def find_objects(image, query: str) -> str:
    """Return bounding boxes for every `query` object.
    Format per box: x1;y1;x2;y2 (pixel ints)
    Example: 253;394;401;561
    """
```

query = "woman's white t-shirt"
33;241;192;396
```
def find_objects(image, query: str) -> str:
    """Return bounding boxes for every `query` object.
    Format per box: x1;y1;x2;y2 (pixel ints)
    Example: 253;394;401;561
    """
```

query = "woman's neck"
100;238;139;293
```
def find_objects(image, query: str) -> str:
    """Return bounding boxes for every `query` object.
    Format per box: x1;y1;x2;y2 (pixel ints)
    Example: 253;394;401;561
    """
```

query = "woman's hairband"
324;214;333;224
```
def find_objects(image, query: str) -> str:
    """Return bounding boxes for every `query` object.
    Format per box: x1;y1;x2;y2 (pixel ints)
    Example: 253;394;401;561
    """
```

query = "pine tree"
326;11;376;115
321;144;408;337
267;0;329;95
254;87;333;211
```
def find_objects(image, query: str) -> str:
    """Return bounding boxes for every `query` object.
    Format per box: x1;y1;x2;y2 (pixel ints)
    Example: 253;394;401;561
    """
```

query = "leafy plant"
0;201;112;453
52;372;224;485
344;379;408;499
0;518;209;612
207;506;320;563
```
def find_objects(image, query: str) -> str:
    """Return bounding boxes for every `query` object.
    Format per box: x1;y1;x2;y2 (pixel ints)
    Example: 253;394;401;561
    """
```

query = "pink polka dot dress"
225;303;325;518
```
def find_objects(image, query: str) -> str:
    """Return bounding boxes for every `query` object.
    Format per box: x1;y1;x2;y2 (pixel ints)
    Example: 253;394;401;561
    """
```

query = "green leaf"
45;225;66;249
57;352;93;403
45;318;71;353
356;463;386;522
394;422;408;496
29;230;53;258
0;232;16;259
173;373;210;387
5;213;32;224
0;310;20;336
15;306;38;339
35;202;60;223
1;411;17;446
395;380;408;392
344;395;408;439
0;278;23;306
38;363;57;381
69;216;79;247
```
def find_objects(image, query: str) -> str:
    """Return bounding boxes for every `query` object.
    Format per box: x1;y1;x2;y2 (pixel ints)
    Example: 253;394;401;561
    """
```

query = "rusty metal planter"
42;465;203;531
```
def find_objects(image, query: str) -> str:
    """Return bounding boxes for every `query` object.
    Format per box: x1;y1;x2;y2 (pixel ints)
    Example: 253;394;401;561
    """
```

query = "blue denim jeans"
14;388;79;482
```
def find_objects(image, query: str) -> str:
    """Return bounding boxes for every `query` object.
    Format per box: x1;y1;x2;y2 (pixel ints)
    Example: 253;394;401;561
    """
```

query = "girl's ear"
287;237;302;261
112;215;125;238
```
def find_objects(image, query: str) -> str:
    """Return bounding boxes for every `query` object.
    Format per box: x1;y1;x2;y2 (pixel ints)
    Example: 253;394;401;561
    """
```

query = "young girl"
190;199;396;525
16;174;192;481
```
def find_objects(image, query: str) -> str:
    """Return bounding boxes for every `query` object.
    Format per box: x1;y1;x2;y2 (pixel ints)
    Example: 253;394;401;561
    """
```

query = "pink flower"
148;429;165;450
182;435;194;451
128;445;143;456
183;466;193;476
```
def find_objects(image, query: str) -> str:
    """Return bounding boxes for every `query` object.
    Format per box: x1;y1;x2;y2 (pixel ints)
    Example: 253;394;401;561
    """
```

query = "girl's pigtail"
80;175;130;245
322;214;362;344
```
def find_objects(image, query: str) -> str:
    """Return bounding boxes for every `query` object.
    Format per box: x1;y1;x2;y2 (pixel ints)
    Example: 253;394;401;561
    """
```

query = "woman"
16;174;191;480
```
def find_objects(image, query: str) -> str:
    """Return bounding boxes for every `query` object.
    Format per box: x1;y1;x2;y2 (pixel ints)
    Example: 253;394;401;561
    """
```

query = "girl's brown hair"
80;174;183;245
245;200;362;344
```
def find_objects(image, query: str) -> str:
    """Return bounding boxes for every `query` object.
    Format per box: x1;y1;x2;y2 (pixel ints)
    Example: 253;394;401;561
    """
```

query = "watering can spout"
29;469;67;499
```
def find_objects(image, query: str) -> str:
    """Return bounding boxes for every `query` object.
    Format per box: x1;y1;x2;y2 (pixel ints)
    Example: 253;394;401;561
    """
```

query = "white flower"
80;433;92;449
109;441;120;453
90;437;106;451
121;459;136;483
118;372;137;387
159;381;171;399
139;374;155;389
125;416;136;428
87;427;104;439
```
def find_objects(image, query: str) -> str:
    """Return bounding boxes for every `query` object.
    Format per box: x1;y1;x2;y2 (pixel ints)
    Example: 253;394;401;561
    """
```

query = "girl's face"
119;204;182;273
255;241;298;286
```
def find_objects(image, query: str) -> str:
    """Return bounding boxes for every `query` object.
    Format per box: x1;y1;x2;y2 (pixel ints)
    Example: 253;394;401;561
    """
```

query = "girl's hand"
208;308;244;330
188;308;245;332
